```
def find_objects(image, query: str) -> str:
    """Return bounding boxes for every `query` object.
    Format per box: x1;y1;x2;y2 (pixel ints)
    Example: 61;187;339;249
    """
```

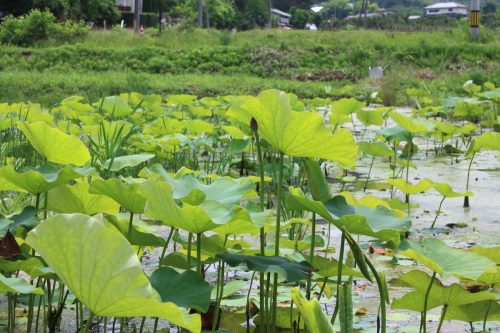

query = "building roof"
271;8;291;18
425;2;467;9
311;6;324;13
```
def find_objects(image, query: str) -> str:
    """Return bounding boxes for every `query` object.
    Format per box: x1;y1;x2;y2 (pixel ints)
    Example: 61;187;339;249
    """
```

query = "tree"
0;0;120;23
290;6;311;28
483;2;497;13
234;0;268;29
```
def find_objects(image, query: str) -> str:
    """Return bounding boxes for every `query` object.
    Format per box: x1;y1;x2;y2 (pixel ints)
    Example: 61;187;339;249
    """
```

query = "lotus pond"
0;83;499;333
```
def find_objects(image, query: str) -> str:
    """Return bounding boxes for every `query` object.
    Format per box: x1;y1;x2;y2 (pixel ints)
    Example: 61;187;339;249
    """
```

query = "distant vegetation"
0;27;498;105
1;0;499;30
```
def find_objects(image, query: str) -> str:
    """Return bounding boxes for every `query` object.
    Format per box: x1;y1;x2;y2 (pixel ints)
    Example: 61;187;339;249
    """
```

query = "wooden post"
470;0;480;39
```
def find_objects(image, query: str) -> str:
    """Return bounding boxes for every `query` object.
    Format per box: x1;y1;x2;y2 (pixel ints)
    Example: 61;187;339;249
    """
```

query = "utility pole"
470;0;480;39
206;0;210;29
268;0;273;28
198;0;203;28
134;0;141;33
158;0;162;34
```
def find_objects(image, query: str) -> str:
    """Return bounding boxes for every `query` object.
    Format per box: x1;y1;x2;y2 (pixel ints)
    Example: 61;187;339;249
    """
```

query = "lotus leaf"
400;238;496;280
0;165;94;195
18;121;90;166
0;273;44;295
389;112;434;133
99;96;133;117
89;178;147;214
445;300;500;322
142;181;218;234
358;141;393;157
290;287;334;333
286;188;410;246
150;267;211;312
356;108;386;126
331;98;365;115
243;90;357;166
48;182;119;215
25;214;201;332
218;253;312;282
465;132;500;158
386;178;434;195
392;270;497;312
102;153;155;172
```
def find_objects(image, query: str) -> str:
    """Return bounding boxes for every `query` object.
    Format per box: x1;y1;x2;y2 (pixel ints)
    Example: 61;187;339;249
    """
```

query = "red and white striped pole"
470;0;480;39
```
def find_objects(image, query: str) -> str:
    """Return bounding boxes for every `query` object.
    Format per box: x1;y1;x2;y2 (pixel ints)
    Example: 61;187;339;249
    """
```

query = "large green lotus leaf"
435;121;460;135
0;206;39;237
476;268;500;286
389;112;434;133
432;181;472;198
0;256;45;274
105;214;166;247
0;165;94;195
285;188;410;246
468;247;500;285
142;181;218;234
48;182;119;215
210;279;245;300
356;108;385;126
311;255;363;278
218;253;312;282
149;267;211;313
0;273;44;295
247;90;357;166
211;205;272;236
25;214;201;332
291;287;334;333
99;96;133;117
331;98;365;115
185;119;214;135
18;121;90;166
326;196;411;246
358;141;394;157
400;239;496;280
445;300;500;322
391;270;497;312
465;132;500;158
221;125;248;139
386;178;434;195
143;164;255;207
329;111;351;127
378;125;411;142
469;246;500;264
167;94;197;106
340;192;406;218
89;178;146;214
102;153;155;172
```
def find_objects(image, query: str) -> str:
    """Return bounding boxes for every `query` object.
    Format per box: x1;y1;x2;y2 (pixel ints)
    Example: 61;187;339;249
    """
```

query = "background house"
271;8;291;27
115;0;137;13
424;2;468;16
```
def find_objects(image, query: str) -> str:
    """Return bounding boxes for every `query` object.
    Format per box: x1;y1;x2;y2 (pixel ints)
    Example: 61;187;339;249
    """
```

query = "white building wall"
425;7;467;15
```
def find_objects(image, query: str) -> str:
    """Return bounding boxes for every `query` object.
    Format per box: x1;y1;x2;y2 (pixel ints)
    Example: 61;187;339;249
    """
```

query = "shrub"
0;9;89;46
0;9;55;46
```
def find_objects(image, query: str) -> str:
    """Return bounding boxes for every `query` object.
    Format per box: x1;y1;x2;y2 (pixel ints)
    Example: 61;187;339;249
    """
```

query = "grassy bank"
0;68;496;106
1;28;499;105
